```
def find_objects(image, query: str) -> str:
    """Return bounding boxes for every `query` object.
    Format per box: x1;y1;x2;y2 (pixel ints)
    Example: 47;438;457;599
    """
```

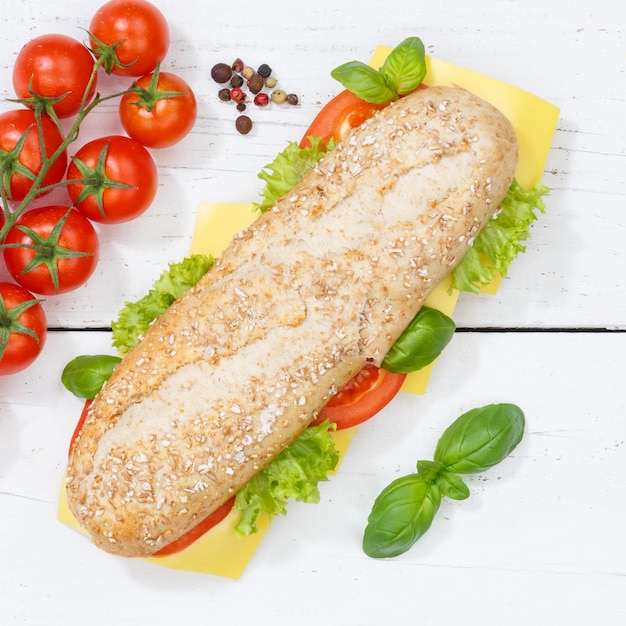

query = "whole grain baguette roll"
66;85;519;557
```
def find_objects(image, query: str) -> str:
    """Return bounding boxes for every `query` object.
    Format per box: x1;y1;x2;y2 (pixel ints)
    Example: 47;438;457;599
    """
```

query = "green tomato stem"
0;54;134;243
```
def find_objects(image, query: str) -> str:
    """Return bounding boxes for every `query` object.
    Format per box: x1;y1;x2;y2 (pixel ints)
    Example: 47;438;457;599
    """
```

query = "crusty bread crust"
66;86;519;557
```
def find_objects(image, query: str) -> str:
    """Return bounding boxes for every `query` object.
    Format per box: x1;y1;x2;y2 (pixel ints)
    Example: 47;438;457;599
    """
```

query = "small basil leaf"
363;475;441;558
416;460;470;500
330;61;397;104
380;36;427;96
416;459;445;482
435;469;470;501
61;354;121;399
434;403;525;474
382;306;456;374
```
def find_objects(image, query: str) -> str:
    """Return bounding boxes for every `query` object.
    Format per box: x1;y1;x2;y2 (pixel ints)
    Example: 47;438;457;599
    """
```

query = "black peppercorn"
230;74;244;88
286;93;299;105
235;115;253;135
211;62;233;83
257;63;272;78
236;102;247;112
248;73;264;94
218;87;231;102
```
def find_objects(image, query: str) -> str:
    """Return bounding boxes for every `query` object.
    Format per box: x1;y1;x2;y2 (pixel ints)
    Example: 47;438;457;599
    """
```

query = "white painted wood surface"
1;0;624;624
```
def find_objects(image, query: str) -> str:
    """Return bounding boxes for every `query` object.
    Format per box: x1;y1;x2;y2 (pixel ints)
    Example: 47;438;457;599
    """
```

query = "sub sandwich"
66;82;519;557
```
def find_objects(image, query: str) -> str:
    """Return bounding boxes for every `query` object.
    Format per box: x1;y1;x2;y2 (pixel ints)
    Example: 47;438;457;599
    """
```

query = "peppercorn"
258;63;272;78
254;93;269;106
270;89;287;104
211;62;232;83
218;87;231;102
230;74;244;88
236;115;253;135
248;73;264;94
265;76;278;89
229;87;246;103
286;93;299;105
236;102;247;112
232;58;244;73
242;66;255;79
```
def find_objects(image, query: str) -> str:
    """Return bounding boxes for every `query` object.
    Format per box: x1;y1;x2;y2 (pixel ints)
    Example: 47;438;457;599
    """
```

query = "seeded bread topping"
66;85;518;557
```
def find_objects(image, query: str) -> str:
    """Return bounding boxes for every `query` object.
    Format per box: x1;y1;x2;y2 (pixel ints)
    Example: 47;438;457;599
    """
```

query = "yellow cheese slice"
369;48;560;190
58;48;559;578
57;425;358;579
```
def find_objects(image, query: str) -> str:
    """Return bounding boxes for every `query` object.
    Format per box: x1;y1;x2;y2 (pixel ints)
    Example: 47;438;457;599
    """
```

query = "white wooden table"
1;0;625;624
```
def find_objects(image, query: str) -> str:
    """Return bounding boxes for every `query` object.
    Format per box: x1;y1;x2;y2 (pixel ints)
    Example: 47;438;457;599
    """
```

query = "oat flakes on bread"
66;85;519;557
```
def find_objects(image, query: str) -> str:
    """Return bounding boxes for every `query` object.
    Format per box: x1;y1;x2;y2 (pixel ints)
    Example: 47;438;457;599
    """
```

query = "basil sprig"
363;403;525;558
382;306;455;374
61;354;122;399
331;36;427;104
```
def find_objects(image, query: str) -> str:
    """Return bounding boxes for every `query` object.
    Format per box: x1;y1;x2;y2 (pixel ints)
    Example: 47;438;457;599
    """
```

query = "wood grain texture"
0;0;623;329
0;0;624;623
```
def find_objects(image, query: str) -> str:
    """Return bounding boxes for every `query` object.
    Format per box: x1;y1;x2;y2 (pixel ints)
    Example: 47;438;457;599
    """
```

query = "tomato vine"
0;1;194;374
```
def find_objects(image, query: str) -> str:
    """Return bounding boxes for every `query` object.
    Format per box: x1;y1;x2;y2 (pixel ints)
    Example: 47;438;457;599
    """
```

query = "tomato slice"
69;399;92;457
312;364;407;430
151;497;235;557
299;89;386;148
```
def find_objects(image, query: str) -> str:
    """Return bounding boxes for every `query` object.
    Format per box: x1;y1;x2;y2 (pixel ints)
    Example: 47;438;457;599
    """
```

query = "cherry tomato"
66;135;158;223
119;71;197;148
89;0;170;77
3;206;99;295
0;282;47;375
151;497;236;557
0;109;67;203
12;34;97;119
300;89;387;148
311;364;407;430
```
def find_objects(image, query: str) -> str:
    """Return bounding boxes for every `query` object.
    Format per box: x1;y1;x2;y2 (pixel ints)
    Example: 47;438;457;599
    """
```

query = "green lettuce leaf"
234;420;340;536
111;253;213;354
253;136;334;212
451;180;550;293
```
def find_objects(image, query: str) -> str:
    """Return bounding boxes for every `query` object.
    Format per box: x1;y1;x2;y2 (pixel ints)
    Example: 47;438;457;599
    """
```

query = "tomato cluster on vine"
0;0;198;375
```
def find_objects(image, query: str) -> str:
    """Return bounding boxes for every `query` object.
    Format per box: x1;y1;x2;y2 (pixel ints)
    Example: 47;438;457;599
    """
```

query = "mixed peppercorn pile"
211;59;299;134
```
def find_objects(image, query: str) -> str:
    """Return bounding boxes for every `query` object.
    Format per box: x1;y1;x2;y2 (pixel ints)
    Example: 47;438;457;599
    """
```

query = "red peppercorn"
253;93;269;106
230;87;246;103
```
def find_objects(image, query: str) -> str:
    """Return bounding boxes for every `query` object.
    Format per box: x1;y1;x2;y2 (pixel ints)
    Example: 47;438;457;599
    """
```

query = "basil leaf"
416;460;469;500
416;459;445;481
363;475;441;558
61;354;122;399
434;403;525;474
382;306;456;374
435;468;470;501
380;36;427;96
330;61;397;104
